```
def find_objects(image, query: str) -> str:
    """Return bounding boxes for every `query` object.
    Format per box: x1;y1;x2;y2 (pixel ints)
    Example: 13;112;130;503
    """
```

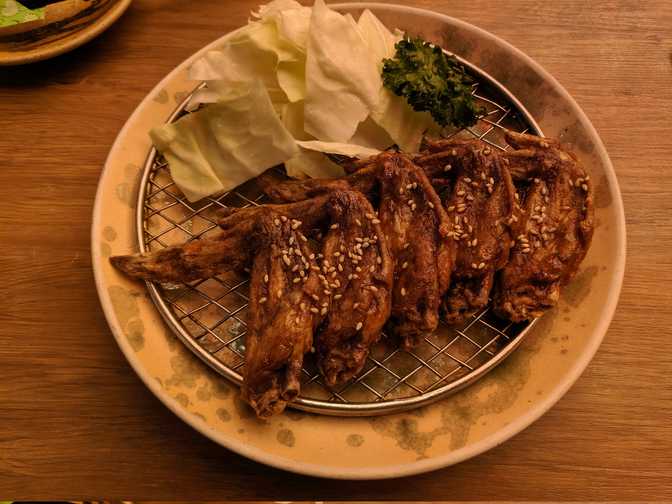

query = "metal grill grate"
136;57;542;416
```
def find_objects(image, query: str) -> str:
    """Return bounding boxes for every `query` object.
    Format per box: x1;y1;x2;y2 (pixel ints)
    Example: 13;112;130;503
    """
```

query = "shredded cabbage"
150;81;297;202
153;0;441;201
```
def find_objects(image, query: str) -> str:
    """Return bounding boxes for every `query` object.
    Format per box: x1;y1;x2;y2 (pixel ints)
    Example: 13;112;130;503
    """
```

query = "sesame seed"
466;195;474;201
478;262;486;269
377;256;382;264
400;287;407;296
353;302;360;309
300;235;308;242
334;294;342;300
489;177;495;185
399;187;404;195
472;238;478;246
355;219;362;226
291;221;301;230
464;177;472;183
480;172;486;180
369;265;375;273
324;289;331;295
406;183;413;190
411;204;417;211
277;289;283;297
365;213;375;220
320;307;328;315
293;277;301;284
280;215;288;222
451;149;457;155
310;307;319;314
402;261;408;269
300;270;306;277
338;264;343;272
444;164;452;172
355;266;362;272
372;218;381;224
407;199;414;206
273;218;280;227
282;255;291;266
330;223;339;230
447;205;455;212
403;243;410;249
457;190;465;196
428;202;435;209
472;263;478;269
259;297;267;304
264;274;269;283
581;184;589;191
356;322;363;331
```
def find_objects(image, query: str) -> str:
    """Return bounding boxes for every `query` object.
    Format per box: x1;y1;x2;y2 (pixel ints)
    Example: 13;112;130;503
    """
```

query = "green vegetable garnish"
382;36;483;129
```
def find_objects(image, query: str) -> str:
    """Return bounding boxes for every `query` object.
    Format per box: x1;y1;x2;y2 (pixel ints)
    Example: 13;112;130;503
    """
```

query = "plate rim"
0;0;132;66
91;1;626;480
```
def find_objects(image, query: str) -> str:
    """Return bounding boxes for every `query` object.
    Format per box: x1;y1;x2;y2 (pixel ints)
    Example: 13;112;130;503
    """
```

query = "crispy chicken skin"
439;145;516;324
256;161;379;203
242;209;324;417
492;131;594;321
376;153;454;349
259;152;455;349
316;190;393;386
109;219;255;282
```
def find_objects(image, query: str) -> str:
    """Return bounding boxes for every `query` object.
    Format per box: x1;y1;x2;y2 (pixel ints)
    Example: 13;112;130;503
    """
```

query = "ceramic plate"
0;0;131;66
92;3;625;479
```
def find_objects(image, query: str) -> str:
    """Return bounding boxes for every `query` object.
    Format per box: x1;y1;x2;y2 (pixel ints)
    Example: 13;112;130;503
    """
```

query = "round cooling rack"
93;2;625;479
136;57;543;416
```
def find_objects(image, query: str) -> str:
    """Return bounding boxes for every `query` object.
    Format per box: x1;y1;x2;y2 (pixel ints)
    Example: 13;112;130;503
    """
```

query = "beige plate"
92;3;626;479
0;0;131;65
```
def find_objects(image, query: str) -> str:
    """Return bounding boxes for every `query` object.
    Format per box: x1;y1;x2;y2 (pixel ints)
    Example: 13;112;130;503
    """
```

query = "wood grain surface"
1;0;671;500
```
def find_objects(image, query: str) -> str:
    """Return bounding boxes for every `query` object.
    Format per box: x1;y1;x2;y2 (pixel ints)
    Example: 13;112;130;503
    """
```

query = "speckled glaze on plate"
91;3;625;479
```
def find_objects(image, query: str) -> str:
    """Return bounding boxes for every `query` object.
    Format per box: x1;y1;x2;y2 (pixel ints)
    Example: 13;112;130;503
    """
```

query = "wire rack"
136;55;543;416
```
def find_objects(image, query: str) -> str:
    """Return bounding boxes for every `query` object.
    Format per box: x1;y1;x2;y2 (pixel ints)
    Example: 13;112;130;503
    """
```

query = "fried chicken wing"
260;152;455;349
109;219;255;282
376;153;454;349
256;161;379;203
315;190;393;386
440;145;516;324
493;131;594;322
242;209;324;417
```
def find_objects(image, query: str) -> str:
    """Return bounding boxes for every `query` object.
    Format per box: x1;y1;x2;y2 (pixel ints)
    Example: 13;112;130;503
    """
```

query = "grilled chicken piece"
440;145;516;324
416;137;485;180
256;161;379;203
316;190;393;386
259;152;455;349
376;153;454;349
493;131;594;322
242;209;324;417
109;219;255;282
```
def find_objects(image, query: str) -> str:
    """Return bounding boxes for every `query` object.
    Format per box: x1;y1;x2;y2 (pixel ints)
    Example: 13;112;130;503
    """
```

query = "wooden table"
1;0;671;500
